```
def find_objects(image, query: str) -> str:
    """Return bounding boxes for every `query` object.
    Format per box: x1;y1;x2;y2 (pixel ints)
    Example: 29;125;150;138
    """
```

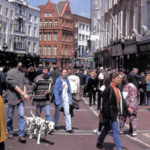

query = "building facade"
9;0;40;56
91;0;150;72
73;14;90;68
38;0;74;67
0;0;15;52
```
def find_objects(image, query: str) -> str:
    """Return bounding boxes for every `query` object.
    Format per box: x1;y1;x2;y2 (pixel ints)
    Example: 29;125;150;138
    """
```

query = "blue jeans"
7;102;25;136
97;121;122;150
36;105;52;121
54;101;72;131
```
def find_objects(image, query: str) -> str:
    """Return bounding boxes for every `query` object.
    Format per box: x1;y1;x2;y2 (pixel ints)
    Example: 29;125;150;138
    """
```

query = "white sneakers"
93;128;100;135
132;131;137;137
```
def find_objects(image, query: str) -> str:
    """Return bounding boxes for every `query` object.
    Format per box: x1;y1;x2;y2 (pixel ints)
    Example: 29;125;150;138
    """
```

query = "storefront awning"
40;58;57;62
111;43;123;56
124;44;137;54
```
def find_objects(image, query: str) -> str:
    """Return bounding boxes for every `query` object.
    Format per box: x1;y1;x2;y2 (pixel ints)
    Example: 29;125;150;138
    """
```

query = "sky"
27;0;91;18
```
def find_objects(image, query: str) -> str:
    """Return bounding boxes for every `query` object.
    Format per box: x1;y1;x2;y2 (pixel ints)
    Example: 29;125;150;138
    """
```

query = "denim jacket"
54;77;72;107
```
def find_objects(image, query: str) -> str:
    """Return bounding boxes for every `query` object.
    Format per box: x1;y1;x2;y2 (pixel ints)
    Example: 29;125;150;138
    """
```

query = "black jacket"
87;78;98;92
101;85;129;121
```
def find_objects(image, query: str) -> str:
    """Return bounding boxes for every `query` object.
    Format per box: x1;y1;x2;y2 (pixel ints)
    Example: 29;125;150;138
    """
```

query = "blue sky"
27;0;91;18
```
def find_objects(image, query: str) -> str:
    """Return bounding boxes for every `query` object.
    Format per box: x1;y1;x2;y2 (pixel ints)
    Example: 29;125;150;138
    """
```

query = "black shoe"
66;130;74;133
96;143;104;149
55;127;59;130
18;136;26;143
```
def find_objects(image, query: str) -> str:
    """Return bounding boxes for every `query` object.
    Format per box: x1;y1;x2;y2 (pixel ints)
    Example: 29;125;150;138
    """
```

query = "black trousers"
97;90;102;110
0;142;5;150
89;91;96;106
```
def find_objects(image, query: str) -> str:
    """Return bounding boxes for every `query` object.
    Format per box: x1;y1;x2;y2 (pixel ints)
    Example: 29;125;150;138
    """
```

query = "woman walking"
119;75;138;136
96;72;133;150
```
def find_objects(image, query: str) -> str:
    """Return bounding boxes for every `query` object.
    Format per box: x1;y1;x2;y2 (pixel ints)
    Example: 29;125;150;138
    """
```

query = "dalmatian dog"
25;111;55;144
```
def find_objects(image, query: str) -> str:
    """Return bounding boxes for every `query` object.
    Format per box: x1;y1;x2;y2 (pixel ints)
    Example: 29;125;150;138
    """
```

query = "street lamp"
3;42;8;51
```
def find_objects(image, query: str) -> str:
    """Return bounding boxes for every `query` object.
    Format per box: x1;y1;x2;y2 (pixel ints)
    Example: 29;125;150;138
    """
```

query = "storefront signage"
139;44;150;53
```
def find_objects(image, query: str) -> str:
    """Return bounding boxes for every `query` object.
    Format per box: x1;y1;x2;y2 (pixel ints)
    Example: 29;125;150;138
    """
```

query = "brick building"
38;0;74;67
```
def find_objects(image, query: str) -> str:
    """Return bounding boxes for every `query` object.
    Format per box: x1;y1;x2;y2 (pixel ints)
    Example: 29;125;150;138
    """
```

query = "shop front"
111;43;123;70
124;39;138;73
102;49;112;68
138;35;150;72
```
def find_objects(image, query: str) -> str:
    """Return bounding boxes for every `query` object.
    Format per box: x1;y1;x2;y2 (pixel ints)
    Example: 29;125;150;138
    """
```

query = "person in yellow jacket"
0;96;7;150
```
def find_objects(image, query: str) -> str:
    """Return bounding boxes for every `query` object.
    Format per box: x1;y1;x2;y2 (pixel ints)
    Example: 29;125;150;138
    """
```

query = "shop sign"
139;44;150;53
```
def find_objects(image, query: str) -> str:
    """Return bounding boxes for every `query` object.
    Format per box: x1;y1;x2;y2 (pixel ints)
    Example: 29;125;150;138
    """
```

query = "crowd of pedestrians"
0;59;149;150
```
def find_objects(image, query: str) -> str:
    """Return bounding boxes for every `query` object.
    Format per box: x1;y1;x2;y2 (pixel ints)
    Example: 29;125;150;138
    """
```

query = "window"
48;32;52;41
34;27;36;37
49;12;53;17
49;20;52;27
40;20;42;27
34;16;37;23
14;36;25;49
54;19;58;27
86;25;89;31
82;24;85;30
79;23;82;29
79;34;82;40
10;10;13;19
39;33;42;41
48;46;51;55
39;46;41;55
6;8;8;17
4;24;7;34
44;12;48;17
44;20;48;27
28;42;31;52
29;14;32;22
53;46;57;55
44;33;47;41
28;26;31;36
82;35;85;41
33;43;36;53
44;46;47;55
54;32;57;41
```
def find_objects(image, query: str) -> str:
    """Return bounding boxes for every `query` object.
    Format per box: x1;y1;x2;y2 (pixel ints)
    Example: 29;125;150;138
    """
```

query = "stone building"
73;14;90;68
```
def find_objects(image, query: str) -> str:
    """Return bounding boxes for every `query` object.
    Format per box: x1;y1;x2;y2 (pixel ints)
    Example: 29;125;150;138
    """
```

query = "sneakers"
7;133;13;139
93;128;100;135
132;131;137;137
120;130;124;134
96;143;105;149
18;136;26;143
66;130;74;133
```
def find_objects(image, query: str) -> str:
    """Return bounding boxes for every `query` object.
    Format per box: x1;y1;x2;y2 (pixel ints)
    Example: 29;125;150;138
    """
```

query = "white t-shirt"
62;79;69;102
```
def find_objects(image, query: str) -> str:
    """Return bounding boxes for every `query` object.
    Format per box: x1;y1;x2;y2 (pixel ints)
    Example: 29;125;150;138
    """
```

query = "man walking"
31;67;53;121
54;69;73;133
6;60;29;143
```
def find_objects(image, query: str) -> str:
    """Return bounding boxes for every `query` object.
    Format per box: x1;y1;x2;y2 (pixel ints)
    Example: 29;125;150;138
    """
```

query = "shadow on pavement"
104;142;128;150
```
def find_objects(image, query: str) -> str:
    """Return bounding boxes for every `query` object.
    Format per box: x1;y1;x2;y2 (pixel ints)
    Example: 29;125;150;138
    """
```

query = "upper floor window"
44;33;47;41
6;8;8;18
53;46;57;55
49;20;52;27
40;20;42;27
48;32;52;41
10;10;13;19
48;46;51;55
54;32;57;41
44;12;53;17
54;19;58;27
44;46;47;55
44;20;48;27
34;16;37;23
39;33;42;41
29;14;32;22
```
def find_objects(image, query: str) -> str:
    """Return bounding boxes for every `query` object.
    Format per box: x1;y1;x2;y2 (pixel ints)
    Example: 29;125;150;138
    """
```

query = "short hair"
61;68;67;73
